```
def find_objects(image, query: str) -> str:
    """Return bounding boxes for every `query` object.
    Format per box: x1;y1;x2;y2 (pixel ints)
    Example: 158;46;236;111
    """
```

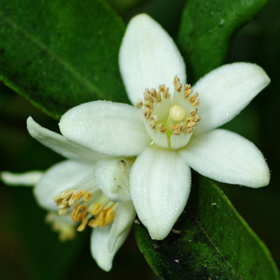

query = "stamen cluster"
54;189;116;232
136;76;201;149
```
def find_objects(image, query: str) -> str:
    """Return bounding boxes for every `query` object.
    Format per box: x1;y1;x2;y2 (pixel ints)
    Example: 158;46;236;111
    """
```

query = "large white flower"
46;13;269;240
1;117;136;272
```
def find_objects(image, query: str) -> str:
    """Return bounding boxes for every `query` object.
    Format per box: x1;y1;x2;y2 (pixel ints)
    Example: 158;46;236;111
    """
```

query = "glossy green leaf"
178;0;268;81
135;176;279;280
0;0;128;119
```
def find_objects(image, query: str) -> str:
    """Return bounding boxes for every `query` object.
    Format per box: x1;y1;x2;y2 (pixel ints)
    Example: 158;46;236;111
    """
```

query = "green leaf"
0;0;128;119
178;0;268;81
135;176;279;280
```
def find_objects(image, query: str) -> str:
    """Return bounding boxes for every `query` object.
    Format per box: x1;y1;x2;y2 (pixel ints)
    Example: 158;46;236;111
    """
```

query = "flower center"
54;188;118;232
53;159;132;233
136;76;200;149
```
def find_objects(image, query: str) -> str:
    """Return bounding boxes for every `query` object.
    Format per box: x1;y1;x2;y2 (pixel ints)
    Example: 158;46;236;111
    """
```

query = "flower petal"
193;63;270;134
90;225;130;272
34;160;95;210
119;13;186;105
94;159;133;202
107;201;135;253
59;101;151;156
130;146;191;240
180;129;270;187
27;117;111;164
0;171;43;186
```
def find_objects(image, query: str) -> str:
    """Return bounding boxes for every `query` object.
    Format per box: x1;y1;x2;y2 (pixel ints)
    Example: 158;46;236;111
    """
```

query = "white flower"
39;13;269;241
1;118;136;272
2;13;270;247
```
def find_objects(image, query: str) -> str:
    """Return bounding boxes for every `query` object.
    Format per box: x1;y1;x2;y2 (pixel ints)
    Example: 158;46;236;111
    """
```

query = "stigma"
136;76;201;149
169;105;186;122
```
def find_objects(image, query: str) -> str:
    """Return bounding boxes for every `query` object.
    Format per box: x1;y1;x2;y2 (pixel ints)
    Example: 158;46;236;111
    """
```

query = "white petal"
119;13;186;105
59;101;151;157
27;117;111;164
130;146;191;240
94;159;133;202
180;129;270;187
193;63;270;134
34;160;94;210
90;225;130;272
1;171;43;186
108;201;135;253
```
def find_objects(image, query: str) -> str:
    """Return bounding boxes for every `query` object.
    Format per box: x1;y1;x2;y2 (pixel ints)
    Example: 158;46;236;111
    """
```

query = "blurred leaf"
0;0;128;119
178;0;268;81
135;176;279;280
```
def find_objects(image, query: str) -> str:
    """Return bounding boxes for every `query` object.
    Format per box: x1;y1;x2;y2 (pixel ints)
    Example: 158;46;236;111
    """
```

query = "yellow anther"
84;192;93;202
77;218;88;232
91;202;104;216
54;194;62;202
169;105;186;122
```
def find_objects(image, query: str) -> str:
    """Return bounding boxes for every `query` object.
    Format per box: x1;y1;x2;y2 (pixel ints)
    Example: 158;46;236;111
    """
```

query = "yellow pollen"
169;105;186;122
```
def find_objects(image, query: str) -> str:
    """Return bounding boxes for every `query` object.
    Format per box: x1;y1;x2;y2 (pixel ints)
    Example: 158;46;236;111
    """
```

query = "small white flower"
1;119;136;272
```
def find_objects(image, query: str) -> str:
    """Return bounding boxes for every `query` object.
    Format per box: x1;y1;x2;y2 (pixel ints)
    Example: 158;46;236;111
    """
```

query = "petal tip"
148;227;169;240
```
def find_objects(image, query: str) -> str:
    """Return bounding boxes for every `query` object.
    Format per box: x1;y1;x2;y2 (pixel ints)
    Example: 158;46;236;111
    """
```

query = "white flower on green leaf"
2;13;271;254
1;119;136;272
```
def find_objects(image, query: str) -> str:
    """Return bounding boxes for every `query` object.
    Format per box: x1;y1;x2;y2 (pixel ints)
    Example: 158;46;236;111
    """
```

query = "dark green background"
1;0;279;279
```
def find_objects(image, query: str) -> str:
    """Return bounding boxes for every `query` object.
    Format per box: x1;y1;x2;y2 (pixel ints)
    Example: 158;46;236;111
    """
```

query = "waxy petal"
59;101;151;157
108;201;136;253
119;13;186;105
0;171;43;186
27;117;110;164
90;225;130;272
34;160;95;210
180;129;270;187
94;159;132;202
193;63;270;134
130;146;191;240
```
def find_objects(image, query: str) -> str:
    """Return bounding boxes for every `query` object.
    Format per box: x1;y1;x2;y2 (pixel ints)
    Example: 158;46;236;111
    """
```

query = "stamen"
189;92;198;103
173;76;182;92
183;84;193;99
159;85;170;99
158;122;167;133
136;99;143;109
77;218;88;232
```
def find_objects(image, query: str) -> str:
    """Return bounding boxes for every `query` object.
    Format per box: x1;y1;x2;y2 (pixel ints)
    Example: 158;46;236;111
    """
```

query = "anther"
144;108;152;119
84;192;93;203
173;76;182;92
159;85;170;99
192;99;199;108
189;92;198;103
59;207;70;216
150;88;157;99
144;100;154;110
144;89;153;102
158;123;167;133
150;120;156;129
136;99;143;109
54;194;62;202
77;218;88;232
184;84;193;99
